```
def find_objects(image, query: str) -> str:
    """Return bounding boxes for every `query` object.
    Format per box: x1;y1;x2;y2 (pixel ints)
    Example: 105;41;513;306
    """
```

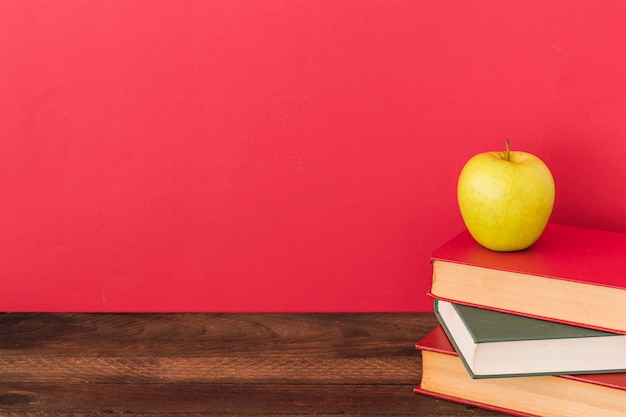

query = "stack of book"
414;223;626;417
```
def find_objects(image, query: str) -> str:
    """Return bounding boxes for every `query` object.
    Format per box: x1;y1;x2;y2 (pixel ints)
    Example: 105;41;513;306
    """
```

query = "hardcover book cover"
429;223;626;333
434;300;626;378
415;326;626;417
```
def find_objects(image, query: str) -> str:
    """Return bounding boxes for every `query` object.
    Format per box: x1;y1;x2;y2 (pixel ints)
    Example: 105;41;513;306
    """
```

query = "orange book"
415;326;626;417
429;223;626;333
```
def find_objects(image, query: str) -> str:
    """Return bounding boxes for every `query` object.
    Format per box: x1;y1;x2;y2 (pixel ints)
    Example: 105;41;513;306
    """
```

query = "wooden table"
0;312;503;416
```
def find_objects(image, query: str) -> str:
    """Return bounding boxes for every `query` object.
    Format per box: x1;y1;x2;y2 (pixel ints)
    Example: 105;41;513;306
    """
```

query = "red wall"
2;1;626;312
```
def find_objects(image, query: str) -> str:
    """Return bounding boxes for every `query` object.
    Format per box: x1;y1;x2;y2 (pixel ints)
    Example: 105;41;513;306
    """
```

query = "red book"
415;326;626;417
429;223;626;333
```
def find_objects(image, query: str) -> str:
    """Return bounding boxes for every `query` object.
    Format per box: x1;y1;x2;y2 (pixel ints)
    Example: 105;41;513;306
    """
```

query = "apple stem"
505;138;511;161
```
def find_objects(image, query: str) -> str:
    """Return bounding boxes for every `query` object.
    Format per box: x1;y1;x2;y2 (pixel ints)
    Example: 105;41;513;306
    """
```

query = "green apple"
457;140;555;252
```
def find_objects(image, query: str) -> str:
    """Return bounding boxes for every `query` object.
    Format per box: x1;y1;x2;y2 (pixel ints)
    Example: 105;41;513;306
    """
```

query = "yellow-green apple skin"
457;148;555;252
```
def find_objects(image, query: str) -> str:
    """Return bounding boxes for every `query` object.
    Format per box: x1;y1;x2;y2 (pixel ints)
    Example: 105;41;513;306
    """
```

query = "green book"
434;299;626;378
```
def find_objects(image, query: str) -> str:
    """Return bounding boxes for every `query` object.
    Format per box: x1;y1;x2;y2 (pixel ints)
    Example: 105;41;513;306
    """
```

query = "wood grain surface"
0;313;503;416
